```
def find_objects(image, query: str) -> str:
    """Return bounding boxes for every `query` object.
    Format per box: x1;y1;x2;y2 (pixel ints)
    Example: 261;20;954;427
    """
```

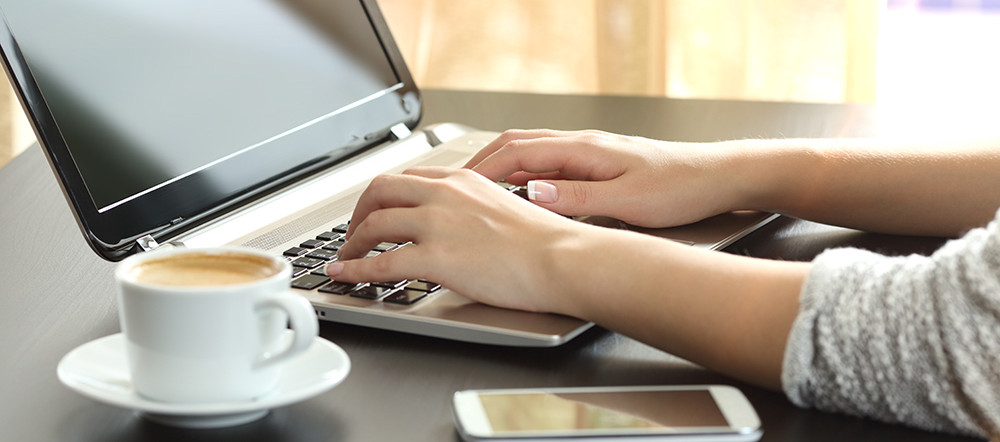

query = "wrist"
536;223;621;319
539;223;687;322
719;139;817;214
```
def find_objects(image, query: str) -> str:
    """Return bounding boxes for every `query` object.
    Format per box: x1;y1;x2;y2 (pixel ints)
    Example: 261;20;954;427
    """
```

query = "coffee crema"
129;252;282;287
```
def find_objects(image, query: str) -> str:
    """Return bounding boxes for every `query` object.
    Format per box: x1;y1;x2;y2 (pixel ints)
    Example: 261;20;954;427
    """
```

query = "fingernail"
325;262;344;278
527;181;558;203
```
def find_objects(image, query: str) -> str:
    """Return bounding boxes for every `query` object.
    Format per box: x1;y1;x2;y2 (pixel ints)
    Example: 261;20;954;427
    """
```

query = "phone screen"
478;390;732;435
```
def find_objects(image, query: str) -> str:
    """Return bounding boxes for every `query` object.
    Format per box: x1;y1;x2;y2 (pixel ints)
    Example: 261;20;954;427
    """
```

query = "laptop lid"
0;0;420;261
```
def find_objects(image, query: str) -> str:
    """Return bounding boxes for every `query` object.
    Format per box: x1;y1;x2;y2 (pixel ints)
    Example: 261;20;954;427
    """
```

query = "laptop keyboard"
286;182;524;305
284;223;441;305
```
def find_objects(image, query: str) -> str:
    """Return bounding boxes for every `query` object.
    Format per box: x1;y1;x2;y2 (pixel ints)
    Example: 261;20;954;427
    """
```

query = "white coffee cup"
115;246;318;403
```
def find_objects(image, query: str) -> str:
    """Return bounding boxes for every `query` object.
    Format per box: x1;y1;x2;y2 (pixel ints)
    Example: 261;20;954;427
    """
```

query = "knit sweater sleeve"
782;211;1000;439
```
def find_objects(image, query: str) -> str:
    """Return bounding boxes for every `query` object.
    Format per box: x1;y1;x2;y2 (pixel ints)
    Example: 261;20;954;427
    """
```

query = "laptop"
0;0;776;347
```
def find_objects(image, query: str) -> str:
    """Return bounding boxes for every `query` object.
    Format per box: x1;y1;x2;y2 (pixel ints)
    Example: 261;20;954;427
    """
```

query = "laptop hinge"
135;235;185;254
136;235;160;252
389;122;412;140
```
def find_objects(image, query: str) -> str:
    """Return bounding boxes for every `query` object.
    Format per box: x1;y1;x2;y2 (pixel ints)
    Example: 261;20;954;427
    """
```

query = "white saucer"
57;333;350;429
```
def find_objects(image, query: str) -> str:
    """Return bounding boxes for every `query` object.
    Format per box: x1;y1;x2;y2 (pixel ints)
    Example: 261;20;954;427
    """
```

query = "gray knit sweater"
783;210;1000;439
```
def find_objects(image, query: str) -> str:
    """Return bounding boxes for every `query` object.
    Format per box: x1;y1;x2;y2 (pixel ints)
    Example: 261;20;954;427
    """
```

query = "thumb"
527;180;610;217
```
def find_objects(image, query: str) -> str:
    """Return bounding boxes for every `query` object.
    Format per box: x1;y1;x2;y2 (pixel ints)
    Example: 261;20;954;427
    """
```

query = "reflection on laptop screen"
2;0;402;212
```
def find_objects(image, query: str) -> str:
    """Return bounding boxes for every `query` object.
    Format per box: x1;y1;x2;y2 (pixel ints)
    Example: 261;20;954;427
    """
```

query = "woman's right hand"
465;129;749;228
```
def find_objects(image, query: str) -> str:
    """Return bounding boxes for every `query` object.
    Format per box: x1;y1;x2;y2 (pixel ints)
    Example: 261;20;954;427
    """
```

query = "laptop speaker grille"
240;191;360;250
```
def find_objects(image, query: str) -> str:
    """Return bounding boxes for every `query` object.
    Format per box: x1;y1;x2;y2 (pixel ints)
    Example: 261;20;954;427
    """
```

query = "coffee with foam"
128;251;282;287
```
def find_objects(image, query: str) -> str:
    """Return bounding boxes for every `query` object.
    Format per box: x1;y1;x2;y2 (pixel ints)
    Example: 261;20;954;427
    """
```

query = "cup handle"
254;293;319;369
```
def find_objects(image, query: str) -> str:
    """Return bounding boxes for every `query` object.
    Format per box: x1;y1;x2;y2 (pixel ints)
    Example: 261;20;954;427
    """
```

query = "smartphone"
452;385;762;442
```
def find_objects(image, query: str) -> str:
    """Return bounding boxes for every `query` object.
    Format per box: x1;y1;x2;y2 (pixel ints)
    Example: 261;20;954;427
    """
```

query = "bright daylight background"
1;0;999;169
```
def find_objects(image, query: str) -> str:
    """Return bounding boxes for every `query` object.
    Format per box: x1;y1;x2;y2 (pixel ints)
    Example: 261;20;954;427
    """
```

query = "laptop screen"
0;0;419;259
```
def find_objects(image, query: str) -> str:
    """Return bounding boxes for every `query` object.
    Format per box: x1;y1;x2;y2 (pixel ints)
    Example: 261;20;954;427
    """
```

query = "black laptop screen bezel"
0;0;421;261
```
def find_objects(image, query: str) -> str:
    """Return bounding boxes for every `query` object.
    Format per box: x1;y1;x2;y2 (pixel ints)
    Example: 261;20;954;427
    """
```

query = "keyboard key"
291;257;325;269
331;223;349;233
373;242;397;252
283;247;309;257
291;267;310;278
316;231;341;241
300;239;325;249
406;280;441;292
311;267;330;276
306;249;338;261
319;281;363;295
349;285;395;300
512;187;529;200
383;289;427;305
291;274;330;290
322;240;346;251
372;280;407;289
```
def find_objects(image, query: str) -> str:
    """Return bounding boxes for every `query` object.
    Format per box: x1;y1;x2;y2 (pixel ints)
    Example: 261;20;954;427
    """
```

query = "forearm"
547;226;809;390
725;138;1000;236
782;212;1000;438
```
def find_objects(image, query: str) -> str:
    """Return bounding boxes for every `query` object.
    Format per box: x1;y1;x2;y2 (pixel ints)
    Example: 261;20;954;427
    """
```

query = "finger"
345;174;430;239
406;166;503;193
503;171;565;186
400;165;458;179
525;178;623;218
462;129;577;169
339;207;424;260
472;135;621;183
327;244;428;284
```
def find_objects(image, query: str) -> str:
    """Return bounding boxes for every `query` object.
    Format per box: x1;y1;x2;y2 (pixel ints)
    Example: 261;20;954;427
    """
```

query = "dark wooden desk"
0;90;973;441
